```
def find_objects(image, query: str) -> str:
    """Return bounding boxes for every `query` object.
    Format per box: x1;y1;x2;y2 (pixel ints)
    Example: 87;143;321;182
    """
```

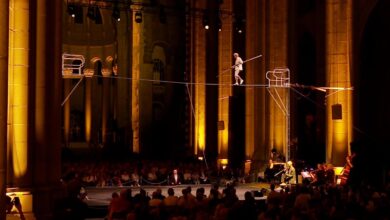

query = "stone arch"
90;56;103;76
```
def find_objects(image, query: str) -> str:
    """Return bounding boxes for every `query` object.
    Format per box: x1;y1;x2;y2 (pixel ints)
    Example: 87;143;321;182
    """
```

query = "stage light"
235;17;244;34
67;4;76;18
112;7;120;21
202;12;209;30
68;4;83;23
135;11;142;23
217;17;222;32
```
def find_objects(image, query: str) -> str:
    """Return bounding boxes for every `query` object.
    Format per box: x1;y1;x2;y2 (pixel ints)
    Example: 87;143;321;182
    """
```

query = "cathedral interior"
1;0;390;219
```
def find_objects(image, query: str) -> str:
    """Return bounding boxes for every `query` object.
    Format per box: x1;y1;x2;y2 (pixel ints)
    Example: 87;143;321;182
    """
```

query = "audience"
58;157;389;220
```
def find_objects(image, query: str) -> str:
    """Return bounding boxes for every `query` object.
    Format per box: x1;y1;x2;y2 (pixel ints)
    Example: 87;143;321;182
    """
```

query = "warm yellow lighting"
9;0;30;178
197;124;205;151
244;160;252;175
132;9;143;153
85;78;92;143
90;56;101;64
333;166;344;176
6;190;33;212
220;159;228;165
198;156;204;161
325;0;353;165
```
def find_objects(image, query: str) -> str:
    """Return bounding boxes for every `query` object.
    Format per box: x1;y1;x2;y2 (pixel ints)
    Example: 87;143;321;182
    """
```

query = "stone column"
101;69;112;145
266;0;289;158
245;0;267;169
8;0;31;187
193;0;207;156
33;0;63;218
325;0;353;165
0;1;8;218
84;69;94;145
63;80;71;146
218;0;233;165
132;8;142;153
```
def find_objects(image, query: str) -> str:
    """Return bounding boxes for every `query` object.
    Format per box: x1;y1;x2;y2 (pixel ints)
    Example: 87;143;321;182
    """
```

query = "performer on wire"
233;53;244;85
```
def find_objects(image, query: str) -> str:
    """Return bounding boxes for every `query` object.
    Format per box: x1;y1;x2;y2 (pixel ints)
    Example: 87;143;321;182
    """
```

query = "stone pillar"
245;0;267;168
218;0;233;164
266;0;289;158
193;0;207;156
325;0;353;165
63;80;71;146
8;0;31;187
101;69;111;145
0;0;8;218
84;69;93;145
33;0;63;219
132;8;142;153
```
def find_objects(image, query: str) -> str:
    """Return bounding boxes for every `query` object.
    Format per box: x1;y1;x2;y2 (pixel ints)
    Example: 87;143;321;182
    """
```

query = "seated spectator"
121;170;131;186
131;170;140;187
108;189;133;220
149;191;163;219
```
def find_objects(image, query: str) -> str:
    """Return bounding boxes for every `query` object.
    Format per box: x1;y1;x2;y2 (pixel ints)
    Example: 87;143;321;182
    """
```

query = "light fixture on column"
235;17;244;34
217;10;222;32
67;3;83;24
202;11;210;30
135;11;143;23
67;4;76;18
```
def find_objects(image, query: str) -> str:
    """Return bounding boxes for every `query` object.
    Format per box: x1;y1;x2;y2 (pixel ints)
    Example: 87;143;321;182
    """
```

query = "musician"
270;148;285;162
282;161;296;184
264;159;276;182
340;153;355;185
325;163;335;185
310;163;326;186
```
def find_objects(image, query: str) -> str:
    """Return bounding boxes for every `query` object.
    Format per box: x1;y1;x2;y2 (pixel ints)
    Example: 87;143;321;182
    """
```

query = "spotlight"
68;4;83;23
112;7;120;21
202;11;209;30
217;17;222;32
67;4;76;18
135;11;142;23
235;17;244;34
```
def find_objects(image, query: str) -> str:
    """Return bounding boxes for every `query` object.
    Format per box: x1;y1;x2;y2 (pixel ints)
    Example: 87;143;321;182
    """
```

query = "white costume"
233;53;244;85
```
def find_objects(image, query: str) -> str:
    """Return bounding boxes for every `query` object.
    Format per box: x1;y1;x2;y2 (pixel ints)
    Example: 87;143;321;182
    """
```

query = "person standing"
233;53;244;85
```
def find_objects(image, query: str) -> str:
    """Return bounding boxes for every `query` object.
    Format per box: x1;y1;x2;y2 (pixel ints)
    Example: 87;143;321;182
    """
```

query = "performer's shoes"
240;79;244;85
234;83;239;85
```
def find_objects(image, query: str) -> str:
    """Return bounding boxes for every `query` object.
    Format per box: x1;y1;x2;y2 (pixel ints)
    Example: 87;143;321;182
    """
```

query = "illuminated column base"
218;158;229;170
6;190;35;220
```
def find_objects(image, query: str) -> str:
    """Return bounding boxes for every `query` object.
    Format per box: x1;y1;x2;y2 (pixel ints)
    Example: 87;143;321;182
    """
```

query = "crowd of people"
54;143;390;220
57;174;390;220
61;159;247;188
